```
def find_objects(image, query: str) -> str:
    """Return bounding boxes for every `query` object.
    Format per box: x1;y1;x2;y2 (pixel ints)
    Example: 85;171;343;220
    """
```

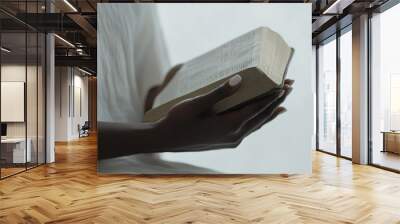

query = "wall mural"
97;3;312;174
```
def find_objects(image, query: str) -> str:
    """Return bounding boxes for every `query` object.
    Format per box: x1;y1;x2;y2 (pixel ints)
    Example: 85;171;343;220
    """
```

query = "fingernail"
229;75;242;87
277;107;287;113
286;79;295;85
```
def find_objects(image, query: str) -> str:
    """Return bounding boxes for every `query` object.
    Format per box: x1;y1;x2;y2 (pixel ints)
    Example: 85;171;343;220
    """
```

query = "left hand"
145;64;183;111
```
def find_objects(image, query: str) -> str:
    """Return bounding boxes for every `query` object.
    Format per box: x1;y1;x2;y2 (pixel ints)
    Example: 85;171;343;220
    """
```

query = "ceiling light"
322;0;340;14
323;0;341;14
54;34;75;48
76;48;84;55
78;67;93;76
1;47;11;53
322;0;355;15
63;0;78;12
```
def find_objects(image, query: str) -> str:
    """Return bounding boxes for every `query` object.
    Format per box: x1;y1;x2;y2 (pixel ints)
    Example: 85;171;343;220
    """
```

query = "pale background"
98;3;313;174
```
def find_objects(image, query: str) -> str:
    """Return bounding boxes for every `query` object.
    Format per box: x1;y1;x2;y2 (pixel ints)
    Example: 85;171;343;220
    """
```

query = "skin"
98;65;293;160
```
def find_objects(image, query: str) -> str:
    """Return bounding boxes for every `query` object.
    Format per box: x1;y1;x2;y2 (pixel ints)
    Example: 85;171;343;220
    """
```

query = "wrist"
150;119;185;152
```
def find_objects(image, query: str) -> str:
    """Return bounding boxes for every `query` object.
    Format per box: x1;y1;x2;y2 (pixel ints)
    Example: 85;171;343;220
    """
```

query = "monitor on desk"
1;123;7;138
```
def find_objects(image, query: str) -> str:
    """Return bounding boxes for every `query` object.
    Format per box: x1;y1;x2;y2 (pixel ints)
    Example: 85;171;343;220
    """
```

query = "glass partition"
1;31;28;177
317;37;337;154
0;1;46;179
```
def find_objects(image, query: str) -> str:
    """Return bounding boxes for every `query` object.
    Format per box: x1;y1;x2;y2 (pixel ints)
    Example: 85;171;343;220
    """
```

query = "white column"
46;32;55;163
45;0;56;164
352;14;369;164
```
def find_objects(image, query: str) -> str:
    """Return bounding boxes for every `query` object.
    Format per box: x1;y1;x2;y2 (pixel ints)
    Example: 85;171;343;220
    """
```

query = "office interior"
314;0;400;172
0;0;97;179
0;0;400;222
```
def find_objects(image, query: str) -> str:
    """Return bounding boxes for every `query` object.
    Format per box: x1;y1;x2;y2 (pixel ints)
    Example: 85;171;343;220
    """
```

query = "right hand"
152;75;293;152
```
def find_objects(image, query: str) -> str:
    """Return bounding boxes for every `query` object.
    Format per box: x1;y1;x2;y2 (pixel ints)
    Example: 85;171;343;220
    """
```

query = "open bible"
144;27;293;122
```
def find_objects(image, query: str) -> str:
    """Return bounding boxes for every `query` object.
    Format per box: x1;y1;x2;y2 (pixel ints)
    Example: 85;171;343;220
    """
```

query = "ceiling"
0;0;393;74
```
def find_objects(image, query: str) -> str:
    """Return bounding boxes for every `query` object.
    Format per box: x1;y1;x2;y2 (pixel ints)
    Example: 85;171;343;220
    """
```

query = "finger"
226;84;291;127
284;79;295;86
235;84;292;136
162;64;183;87
267;85;292;111
189;74;242;113
241;106;287;138
257;107;287;130
145;85;161;111
227;89;285;123
240;83;291;115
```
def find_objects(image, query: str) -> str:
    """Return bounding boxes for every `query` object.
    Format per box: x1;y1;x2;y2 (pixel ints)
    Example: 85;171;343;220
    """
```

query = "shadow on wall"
98;154;219;174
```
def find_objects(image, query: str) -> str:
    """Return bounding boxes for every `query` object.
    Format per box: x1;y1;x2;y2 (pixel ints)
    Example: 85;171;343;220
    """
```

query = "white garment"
97;4;212;173
98;4;170;123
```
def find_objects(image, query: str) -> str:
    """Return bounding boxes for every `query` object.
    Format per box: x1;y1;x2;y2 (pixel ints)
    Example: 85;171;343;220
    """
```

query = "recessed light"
63;0;78;12
54;34;75;48
78;67;93;76
1;47;11;53
322;0;353;15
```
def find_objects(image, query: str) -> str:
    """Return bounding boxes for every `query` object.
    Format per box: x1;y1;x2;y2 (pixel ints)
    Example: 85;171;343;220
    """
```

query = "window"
340;29;352;158
390;74;400;130
371;3;400;171
317;37;337;154
316;25;353;159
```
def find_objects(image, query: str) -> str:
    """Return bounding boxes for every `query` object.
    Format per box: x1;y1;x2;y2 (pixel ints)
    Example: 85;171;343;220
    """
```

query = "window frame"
315;24;353;161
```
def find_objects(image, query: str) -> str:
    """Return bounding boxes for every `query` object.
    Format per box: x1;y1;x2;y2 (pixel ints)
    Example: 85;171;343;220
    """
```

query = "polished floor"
1;167;25;178
1;136;400;223
1;163;43;178
372;150;400;171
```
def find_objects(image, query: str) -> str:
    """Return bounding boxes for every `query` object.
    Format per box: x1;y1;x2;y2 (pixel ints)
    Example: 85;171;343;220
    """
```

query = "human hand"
98;74;292;158
153;75;293;152
145;64;183;111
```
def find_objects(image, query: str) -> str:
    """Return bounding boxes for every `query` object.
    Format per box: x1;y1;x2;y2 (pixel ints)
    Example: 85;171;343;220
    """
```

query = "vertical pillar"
88;77;97;132
352;14;369;164
46;1;55;163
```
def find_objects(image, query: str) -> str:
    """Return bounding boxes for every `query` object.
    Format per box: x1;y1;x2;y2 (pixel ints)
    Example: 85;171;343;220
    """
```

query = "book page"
153;27;265;108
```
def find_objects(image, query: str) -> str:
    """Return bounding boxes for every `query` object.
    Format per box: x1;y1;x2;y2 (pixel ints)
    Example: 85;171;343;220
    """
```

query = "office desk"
382;131;400;154
1;138;31;164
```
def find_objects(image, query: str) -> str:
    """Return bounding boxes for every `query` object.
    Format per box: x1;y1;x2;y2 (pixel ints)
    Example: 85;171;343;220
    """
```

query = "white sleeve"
98;4;171;123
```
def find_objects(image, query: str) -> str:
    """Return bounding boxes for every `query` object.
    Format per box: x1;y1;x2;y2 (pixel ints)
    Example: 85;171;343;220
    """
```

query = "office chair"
79;121;90;138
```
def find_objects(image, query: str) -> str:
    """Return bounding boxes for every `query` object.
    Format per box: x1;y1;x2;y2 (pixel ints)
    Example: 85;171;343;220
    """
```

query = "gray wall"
55;67;89;141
